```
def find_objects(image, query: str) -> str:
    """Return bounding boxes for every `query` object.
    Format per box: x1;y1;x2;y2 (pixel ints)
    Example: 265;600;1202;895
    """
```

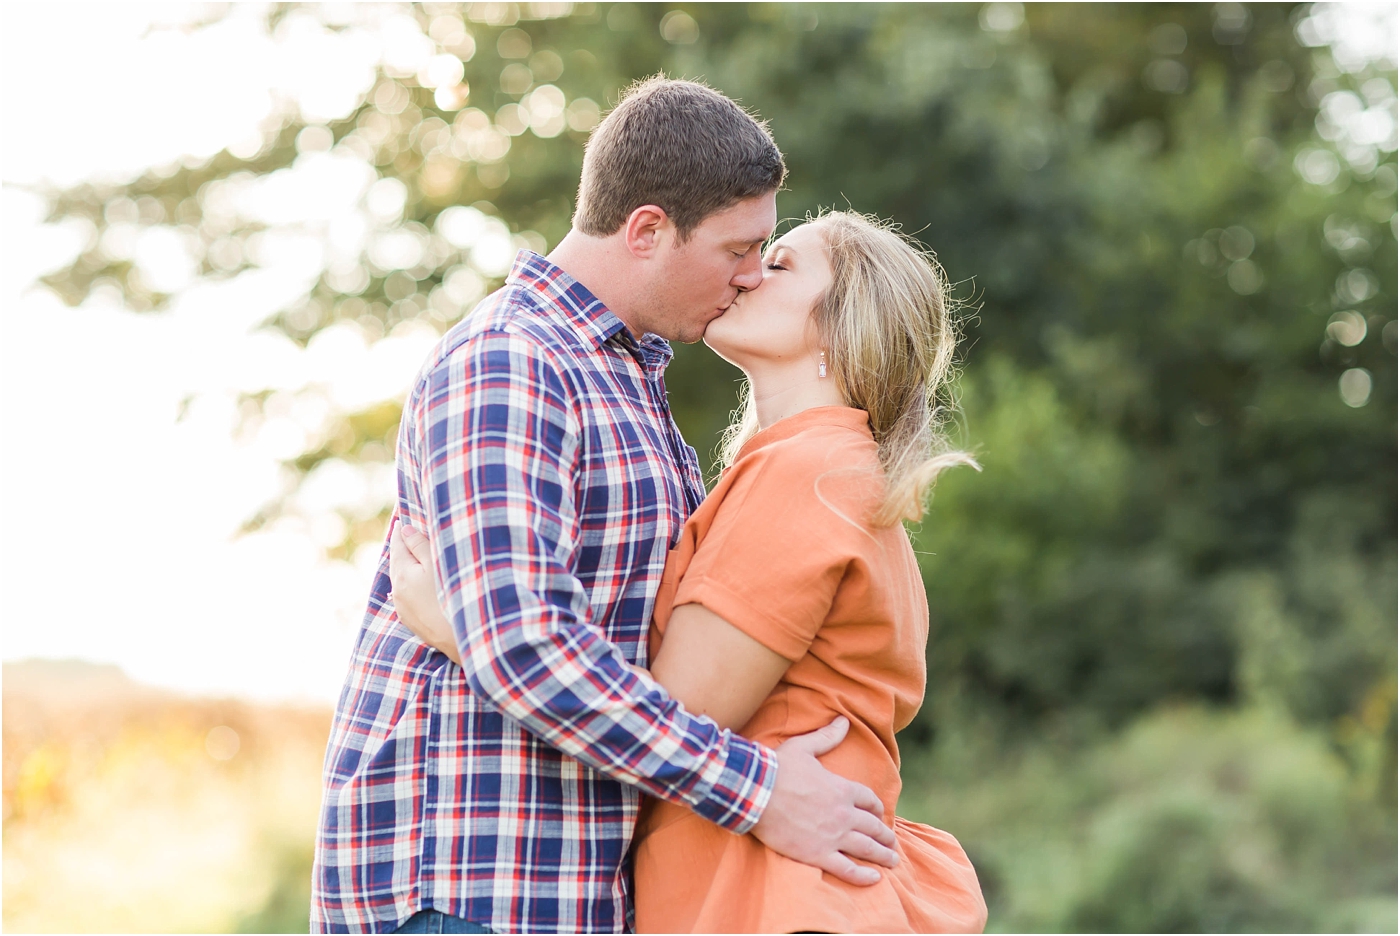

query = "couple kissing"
312;76;987;936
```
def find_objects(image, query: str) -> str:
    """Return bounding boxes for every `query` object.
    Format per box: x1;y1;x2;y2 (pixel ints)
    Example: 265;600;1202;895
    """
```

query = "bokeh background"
2;2;1395;932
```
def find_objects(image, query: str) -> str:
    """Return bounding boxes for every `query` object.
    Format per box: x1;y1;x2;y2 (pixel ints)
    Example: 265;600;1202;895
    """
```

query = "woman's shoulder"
728;420;884;526
781;428;878;479
733;407;875;466
740;416;878;472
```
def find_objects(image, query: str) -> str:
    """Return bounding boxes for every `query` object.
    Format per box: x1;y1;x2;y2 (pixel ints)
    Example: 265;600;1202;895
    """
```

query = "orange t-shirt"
633;406;987;934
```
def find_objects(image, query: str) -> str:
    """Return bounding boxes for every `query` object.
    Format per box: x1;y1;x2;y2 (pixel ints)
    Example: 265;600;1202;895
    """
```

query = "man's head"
572;77;786;342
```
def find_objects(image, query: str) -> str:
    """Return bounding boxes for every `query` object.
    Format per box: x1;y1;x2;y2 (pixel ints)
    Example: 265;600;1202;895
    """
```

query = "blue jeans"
393;909;493;933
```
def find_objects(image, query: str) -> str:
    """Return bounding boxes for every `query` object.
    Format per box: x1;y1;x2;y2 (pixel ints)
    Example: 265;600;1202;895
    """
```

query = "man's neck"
547;229;645;338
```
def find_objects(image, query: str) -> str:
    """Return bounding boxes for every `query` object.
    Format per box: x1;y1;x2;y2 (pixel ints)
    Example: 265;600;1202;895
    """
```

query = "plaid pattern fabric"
312;251;778;934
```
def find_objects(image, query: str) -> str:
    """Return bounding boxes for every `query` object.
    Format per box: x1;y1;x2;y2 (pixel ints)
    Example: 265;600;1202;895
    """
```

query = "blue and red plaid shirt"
312;252;778;934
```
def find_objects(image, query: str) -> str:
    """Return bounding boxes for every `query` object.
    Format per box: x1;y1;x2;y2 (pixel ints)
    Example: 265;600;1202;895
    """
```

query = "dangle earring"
818;350;828;378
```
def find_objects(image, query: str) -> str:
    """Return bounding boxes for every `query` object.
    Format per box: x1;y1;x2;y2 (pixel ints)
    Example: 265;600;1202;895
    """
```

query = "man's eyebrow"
729;236;769;250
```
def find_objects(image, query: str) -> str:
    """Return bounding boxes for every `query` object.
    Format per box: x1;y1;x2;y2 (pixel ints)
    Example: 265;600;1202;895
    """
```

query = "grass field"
3;660;328;933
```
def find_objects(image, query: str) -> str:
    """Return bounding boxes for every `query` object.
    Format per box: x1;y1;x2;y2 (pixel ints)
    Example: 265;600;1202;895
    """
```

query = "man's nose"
731;249;763;292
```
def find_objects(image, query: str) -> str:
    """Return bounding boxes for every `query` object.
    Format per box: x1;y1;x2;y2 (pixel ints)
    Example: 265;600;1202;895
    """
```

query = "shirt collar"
506;249;674;372
506;249;629;350
623;330;676;376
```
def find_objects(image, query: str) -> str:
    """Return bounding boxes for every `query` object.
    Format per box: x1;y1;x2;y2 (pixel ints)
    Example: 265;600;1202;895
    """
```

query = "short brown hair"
574;76;787;239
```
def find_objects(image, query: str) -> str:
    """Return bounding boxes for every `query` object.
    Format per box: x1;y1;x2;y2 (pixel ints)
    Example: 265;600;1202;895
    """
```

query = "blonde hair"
718;210;977;526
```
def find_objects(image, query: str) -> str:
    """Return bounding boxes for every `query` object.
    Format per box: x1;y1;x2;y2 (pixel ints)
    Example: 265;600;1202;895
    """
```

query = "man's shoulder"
406;283;594;409
419;283;582;370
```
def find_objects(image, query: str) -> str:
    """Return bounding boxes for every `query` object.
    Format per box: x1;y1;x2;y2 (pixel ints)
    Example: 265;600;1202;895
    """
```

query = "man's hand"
388;521;462;665
751;716;900;886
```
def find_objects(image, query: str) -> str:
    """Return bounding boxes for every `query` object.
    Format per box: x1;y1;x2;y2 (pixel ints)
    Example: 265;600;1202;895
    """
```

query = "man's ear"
623;204;672;258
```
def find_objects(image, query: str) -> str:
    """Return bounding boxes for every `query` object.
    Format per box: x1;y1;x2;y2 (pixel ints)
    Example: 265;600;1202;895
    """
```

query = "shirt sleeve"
413;328;776;834
672;444;866;662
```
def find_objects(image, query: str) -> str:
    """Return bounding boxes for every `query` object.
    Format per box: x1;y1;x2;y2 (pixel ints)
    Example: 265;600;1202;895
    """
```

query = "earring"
818;350;827;378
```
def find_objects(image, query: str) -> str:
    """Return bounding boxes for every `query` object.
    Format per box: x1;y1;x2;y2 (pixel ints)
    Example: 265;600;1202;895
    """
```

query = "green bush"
900;706;1397;933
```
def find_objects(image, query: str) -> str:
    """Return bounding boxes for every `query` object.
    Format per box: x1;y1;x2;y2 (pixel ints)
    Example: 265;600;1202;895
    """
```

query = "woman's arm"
649;604;790;731
391;521;786;726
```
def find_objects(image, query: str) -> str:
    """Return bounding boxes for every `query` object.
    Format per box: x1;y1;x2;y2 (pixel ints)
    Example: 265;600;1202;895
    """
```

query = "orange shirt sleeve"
672;439;871;662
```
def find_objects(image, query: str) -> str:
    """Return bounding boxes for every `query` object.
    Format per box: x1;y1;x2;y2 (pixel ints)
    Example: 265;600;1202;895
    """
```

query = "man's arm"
406;329;898;881
391;518;899;885
414;329;771;830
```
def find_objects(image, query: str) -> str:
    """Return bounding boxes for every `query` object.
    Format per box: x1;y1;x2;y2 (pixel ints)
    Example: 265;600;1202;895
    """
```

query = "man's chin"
672;309;723;345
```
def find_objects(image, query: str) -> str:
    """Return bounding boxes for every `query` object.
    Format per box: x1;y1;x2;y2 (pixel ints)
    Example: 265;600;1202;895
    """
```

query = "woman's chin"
700;334;731;362
701;326;743;368
705;310;770;370
701;315;728;348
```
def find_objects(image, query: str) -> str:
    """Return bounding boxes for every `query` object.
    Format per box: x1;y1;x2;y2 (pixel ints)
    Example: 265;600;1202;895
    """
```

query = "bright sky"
0;4;445;702
1;3;1394;703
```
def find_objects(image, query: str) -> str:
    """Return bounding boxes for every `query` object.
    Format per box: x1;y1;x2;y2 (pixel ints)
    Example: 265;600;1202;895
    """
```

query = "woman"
390;211;988;933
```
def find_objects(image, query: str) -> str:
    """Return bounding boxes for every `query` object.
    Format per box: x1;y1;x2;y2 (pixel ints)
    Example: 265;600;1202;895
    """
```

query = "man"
312;77;898;935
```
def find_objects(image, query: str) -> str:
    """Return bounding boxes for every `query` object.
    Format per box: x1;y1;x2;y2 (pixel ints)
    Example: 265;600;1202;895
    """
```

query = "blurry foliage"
236;840;316;934
28;2;1398;931
900;705;1397;933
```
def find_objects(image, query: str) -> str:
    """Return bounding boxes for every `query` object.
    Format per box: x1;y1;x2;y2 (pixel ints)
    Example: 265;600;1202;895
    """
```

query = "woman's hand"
388;521;462;665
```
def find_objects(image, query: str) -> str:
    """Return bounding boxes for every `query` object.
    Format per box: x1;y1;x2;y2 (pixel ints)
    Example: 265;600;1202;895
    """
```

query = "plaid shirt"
312;252;778;934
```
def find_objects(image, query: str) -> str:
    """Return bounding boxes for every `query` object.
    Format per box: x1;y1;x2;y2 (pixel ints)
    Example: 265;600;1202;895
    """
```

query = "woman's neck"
747;364;848;430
